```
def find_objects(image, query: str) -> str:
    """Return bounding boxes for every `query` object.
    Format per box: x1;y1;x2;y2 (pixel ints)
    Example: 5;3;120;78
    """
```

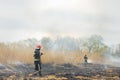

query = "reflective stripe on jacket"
34;59;40;61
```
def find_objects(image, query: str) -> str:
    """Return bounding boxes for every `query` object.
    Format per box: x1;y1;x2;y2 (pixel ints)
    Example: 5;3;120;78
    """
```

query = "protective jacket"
34;49;41;61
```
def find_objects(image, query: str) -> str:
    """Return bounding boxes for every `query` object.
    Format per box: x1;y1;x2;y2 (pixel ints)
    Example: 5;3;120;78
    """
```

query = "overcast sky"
0;0;120;45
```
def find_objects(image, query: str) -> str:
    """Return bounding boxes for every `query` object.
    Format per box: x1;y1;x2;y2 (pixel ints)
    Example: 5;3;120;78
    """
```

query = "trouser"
34;61;42;76
84;59;88;63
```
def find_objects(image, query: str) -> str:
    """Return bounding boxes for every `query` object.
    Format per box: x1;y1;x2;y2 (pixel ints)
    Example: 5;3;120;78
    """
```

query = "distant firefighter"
84;55;88;63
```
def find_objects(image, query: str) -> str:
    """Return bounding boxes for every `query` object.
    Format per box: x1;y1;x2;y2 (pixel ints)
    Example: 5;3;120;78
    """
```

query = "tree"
52;37;79;52
41;37;53;50
86;35;106;53
78;38;88;53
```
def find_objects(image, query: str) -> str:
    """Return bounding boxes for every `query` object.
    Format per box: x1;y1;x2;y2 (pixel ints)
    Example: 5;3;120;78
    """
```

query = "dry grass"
0;48;104;65
0;43;105;64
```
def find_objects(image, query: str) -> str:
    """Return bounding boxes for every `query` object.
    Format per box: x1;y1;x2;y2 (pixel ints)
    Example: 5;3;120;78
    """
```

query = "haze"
0;0;120;45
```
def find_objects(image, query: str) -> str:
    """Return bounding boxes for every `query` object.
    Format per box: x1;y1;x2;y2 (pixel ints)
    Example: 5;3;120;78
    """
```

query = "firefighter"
34;44;43;76
84;55;88;63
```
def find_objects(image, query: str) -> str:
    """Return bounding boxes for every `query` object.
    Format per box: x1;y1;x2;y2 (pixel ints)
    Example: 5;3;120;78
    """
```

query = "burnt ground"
0;63;120;80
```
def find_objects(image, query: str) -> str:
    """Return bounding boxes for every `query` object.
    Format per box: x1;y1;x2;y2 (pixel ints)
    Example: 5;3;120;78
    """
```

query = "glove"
41;53;43;55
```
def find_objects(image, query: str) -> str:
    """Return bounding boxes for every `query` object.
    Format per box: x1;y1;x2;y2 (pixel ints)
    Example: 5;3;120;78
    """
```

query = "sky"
0;0;120;45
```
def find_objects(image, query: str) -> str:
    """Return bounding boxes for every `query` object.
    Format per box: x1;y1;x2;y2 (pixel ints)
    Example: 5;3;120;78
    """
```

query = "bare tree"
86;35;107;53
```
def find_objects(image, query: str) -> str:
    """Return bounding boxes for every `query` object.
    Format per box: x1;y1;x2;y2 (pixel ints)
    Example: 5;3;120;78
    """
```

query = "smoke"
88;59;93;63
103;53;120;67
41;36;120;66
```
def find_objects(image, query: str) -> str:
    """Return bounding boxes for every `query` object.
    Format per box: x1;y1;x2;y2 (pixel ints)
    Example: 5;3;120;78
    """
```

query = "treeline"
41;35;107;53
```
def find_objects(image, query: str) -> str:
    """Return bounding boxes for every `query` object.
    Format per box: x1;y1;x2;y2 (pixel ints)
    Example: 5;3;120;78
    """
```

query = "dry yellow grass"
0;43;105;64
